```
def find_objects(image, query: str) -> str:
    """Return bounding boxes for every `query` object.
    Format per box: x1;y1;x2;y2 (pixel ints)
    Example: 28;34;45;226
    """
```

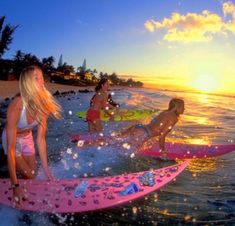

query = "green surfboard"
76;109;158;121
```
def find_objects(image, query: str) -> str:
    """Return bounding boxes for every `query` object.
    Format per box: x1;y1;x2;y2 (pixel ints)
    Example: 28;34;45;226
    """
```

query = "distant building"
51;71;64;77
64;71;77;80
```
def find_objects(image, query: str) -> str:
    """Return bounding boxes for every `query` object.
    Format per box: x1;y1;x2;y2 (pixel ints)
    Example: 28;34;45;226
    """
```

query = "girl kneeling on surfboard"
86;78;118;133
115;98;184;155
1;66;61;205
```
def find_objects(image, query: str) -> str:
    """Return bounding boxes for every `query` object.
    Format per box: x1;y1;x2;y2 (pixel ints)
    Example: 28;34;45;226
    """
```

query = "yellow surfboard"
76;109;158;121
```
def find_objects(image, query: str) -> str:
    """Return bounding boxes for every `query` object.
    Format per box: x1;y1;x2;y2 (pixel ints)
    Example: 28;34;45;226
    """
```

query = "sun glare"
191;75;219;93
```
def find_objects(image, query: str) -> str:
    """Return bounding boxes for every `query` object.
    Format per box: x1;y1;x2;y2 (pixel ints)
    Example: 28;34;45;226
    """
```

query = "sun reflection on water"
183;115;209;125
183;137;210;145
187;158;219;173
199;94;209;103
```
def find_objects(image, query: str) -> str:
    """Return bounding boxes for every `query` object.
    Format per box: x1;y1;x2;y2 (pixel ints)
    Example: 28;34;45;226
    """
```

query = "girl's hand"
109;114;115;121
45;169;55;181
47;172;55;181
12;186;25;208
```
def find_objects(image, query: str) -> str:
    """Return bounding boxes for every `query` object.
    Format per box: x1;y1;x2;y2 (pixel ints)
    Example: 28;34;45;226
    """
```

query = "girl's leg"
118;125;135;137
88;120;94;132
15;154;36;179
89;119;103;133
15;133;36;179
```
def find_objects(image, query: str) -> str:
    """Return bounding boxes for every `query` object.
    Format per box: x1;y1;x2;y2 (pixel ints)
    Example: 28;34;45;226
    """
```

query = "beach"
0;80;94;99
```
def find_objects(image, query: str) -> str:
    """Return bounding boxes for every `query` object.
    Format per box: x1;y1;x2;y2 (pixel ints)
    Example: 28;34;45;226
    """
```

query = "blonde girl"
2;65;61;205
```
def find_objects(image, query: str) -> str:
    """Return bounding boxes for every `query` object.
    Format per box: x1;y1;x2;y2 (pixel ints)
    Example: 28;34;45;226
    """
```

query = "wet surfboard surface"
138;142;235;159
68;133;235;160
0;161;189;213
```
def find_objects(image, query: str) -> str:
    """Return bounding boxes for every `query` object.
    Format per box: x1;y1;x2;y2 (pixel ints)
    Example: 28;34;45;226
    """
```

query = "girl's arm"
158;120;176;151
108;94;120;108
37;117;53;180
6;107;18;186
96;93;115;120
6;98;24;205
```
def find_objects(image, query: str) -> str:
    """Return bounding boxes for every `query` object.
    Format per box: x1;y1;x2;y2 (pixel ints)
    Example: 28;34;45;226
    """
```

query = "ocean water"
0;87;235;226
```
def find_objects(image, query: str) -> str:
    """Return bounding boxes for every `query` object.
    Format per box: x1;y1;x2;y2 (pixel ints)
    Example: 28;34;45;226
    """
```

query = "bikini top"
17;106;38;130
90;93;120;107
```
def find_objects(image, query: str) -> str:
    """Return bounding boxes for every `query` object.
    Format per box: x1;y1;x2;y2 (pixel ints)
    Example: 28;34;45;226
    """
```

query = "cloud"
223;1;235;33
223;1;235;17
145;1;235;42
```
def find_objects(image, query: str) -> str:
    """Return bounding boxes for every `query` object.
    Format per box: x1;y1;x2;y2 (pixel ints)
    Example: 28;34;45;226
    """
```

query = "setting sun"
190;75;219;93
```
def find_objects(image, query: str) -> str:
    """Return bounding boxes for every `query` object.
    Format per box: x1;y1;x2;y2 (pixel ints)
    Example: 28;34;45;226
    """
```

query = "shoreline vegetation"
0;52;144;90
0;15;144;96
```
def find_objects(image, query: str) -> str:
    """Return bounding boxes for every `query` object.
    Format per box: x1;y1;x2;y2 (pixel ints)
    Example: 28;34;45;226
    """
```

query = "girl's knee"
22;168;36;179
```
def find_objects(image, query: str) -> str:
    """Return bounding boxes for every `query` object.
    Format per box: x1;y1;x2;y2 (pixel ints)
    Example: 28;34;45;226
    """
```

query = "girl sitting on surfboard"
1;66;61;205
86;78;119;133
114;98;184;155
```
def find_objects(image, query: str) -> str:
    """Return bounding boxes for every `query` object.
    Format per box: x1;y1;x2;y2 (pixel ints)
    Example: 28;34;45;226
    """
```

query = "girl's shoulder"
158;110;176;123
8;96;23;112
92;92;102;101
95;91;108;99
158;110;169;118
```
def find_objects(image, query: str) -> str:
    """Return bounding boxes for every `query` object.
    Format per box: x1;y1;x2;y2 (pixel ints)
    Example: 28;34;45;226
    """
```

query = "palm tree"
14;50;25;61
109;72;120;85
77;59;97;81
0;16;18;58
13;51;41;79
77;66;86;80
42;56;55;74
58;62;75;74
13;50;25;79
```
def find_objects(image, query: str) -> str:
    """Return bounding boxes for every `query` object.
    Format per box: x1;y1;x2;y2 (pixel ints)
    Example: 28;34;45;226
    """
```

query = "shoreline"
0;81;94;99
0;81;125;100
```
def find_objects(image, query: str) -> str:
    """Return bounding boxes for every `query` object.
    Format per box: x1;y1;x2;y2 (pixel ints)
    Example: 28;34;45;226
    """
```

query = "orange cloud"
223;1;235;33
145;1;235;42
223;1;235;18
144;20;155;32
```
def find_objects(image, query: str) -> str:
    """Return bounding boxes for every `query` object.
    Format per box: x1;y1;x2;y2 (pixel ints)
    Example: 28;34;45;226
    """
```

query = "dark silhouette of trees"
12;50;25;79
0;17;143;87
57;62;75;74
77;65;85;80
109;72;122;85
0;16;18;58
0;16;18;79
42;56;55;75
77;59;92;80
12;51;41;79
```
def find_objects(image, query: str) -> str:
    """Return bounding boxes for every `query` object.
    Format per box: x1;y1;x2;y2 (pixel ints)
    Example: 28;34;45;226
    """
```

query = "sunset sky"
1;0;235;94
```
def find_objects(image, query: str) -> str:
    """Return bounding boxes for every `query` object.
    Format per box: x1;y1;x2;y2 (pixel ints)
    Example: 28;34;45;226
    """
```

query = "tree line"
0;16;143;87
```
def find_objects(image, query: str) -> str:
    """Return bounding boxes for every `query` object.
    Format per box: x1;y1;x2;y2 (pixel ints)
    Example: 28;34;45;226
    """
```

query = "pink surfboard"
68;133;235;160
138;142;235;160
0;161;189;213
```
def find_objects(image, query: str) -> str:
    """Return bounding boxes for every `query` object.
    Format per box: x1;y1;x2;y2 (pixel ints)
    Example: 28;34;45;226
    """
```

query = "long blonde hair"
19;65;62;123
